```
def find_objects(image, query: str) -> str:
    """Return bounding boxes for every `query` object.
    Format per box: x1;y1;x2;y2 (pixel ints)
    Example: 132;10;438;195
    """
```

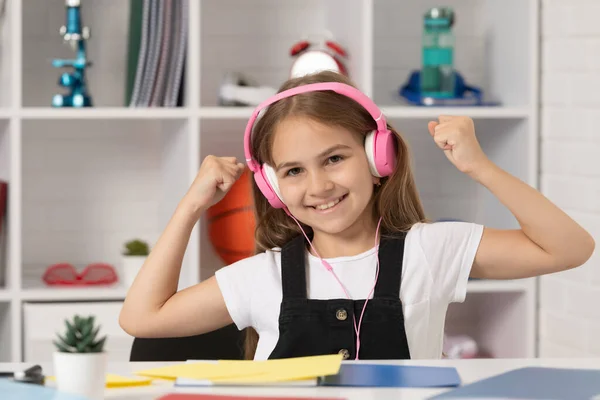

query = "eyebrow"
275;144;352;172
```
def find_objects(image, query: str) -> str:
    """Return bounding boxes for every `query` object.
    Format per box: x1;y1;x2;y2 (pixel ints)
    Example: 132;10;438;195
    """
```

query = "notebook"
429;366;600;399
319;364;462;388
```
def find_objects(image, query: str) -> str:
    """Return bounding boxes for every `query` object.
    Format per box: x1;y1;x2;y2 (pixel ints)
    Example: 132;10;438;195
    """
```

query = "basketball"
206;168;256;265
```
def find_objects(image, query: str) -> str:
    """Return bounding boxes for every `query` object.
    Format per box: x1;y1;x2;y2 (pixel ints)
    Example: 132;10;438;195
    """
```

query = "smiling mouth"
309;194;347;211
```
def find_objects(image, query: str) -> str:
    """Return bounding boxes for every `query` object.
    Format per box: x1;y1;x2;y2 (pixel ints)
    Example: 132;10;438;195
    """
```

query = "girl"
119;71;594;361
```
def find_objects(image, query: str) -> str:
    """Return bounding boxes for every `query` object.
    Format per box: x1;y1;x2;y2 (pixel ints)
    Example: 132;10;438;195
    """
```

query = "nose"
307;169;334;197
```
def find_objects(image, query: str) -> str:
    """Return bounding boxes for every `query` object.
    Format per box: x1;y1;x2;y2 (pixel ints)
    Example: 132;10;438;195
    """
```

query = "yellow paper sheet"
135;362;265;381
134;354;343;383
212;354;343;383
105;374;153;388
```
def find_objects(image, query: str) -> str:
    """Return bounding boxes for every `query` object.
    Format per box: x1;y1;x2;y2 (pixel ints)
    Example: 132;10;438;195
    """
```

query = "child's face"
271;116;378;236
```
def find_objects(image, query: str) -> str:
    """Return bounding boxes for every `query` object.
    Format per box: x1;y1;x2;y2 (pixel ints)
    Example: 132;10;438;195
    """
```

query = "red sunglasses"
42;263;118;286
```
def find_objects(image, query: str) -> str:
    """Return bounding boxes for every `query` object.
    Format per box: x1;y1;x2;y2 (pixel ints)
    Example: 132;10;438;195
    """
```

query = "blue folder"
429;367;600;399
0;378;88;400
318;364;461;388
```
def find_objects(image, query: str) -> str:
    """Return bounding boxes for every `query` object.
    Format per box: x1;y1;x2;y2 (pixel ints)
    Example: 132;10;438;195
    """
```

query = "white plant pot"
121;255;147;288
53;351;107;400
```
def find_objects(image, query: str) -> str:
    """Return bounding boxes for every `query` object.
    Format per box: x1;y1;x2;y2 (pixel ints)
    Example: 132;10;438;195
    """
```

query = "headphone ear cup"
254;164;285;208
364;130;381;177
364;129;397;178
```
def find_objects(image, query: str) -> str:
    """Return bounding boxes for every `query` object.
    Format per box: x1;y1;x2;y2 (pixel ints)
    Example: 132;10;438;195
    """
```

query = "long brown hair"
242;71;427;359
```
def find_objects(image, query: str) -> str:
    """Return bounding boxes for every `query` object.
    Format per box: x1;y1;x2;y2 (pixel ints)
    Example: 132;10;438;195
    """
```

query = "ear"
372;176;381;186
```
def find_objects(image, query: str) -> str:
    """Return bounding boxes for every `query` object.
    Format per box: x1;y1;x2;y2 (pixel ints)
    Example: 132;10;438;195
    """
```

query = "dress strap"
373;231;407;299
280;234;308;299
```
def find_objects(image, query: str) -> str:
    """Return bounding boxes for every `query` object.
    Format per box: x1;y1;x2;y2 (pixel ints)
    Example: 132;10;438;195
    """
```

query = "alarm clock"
289;31;348;78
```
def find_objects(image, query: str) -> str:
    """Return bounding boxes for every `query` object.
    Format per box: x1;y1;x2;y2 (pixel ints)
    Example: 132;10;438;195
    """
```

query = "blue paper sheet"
318;364;461;388
0;378;88;400
429;367;600;399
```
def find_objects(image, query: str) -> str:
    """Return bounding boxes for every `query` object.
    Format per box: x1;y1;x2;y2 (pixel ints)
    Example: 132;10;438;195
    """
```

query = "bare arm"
428;116;595;280
470;162;595;279
119;156;245;337
119;202;232;337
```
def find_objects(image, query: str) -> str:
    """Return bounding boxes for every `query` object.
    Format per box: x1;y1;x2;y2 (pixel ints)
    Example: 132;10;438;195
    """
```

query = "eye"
327;155;344;164
286;167;302;177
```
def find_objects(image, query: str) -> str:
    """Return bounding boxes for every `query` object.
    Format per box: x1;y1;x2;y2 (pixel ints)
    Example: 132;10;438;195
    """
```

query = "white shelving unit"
0;0;539;363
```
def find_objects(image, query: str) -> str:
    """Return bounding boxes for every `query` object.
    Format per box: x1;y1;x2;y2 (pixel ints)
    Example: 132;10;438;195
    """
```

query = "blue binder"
429;367;600;399
318;364;461;388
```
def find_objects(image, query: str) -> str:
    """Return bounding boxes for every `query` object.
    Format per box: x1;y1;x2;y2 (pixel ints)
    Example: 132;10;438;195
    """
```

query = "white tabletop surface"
2;357;600;400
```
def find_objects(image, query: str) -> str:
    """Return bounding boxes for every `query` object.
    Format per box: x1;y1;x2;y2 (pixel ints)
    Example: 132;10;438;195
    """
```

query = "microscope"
51;0;93;107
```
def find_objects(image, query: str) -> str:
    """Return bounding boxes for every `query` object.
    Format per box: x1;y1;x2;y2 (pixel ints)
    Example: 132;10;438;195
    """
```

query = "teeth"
316;196;342;210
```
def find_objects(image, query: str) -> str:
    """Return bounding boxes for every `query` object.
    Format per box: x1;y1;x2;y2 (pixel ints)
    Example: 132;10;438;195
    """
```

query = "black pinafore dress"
268;232;412;360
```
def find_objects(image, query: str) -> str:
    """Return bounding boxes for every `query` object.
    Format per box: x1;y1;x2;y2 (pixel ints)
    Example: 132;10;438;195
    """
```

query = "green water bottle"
421;7;455;98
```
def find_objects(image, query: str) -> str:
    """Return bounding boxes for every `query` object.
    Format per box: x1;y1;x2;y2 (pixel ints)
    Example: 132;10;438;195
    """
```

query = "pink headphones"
243;82;398;209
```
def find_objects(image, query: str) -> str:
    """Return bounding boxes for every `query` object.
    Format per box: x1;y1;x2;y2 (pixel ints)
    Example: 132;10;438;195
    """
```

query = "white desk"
2;358;600;400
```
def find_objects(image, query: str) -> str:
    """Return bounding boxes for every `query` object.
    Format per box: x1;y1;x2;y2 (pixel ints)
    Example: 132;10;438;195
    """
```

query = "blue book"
318;364;461;388
429;367;600;399
0;378;88;400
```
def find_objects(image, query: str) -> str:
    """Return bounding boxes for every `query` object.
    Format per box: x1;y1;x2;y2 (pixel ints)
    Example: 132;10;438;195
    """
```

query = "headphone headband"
243;82;388;172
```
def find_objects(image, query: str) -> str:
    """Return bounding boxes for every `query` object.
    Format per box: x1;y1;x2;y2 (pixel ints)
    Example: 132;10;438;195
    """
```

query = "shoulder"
215;248;282;281
215;249;281;284
407;220;484;241
406;220;484;303
405;221;483;257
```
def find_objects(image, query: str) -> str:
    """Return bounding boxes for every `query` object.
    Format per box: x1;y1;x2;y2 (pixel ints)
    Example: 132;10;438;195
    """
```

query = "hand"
427;115;492;176
182;155;245;215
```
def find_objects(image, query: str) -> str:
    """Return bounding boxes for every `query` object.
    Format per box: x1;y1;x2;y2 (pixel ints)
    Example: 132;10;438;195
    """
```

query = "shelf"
198;106;530;120
381;106;531;120
20;119;198;294
0;289;13;301
0;0;540;363
21;273;129;302
20;286;128;302
19;108;191;120
0;106;533;120
200;107;254;119
467;279;533;294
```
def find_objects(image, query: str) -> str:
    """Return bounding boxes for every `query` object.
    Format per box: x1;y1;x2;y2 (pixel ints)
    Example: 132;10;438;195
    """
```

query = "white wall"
538;0;600;357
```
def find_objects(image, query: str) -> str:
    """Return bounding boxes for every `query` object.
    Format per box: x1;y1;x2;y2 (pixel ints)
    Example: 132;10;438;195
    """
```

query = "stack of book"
126;0;188;108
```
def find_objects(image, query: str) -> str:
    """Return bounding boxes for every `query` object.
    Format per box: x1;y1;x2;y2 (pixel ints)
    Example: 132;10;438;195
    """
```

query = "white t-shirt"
215;221;484;360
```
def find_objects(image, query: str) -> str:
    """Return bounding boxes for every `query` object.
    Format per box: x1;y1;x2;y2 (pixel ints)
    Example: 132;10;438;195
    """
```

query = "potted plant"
53;315;107;400
121;239;149;287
